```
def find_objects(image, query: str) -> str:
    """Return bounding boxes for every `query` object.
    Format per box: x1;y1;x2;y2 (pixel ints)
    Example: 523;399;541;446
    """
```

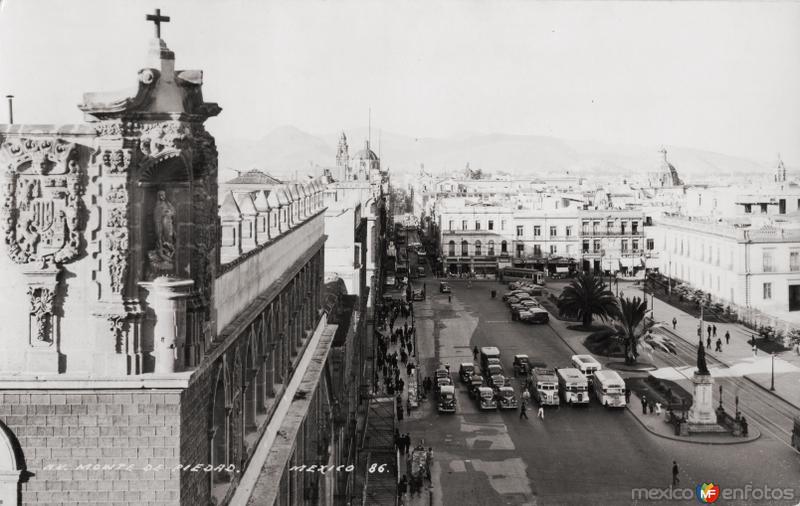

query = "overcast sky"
1;0;799;164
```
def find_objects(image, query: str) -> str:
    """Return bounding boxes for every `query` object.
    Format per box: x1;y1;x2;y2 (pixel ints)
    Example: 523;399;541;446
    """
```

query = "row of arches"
447;239;508;257
206;250;324;502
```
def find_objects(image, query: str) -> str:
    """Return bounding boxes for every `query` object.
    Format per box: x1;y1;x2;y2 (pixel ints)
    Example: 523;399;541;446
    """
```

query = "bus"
556;368;589;405
593;370;626;408
571;355;602;384
531;368;560;406
499;267;545;285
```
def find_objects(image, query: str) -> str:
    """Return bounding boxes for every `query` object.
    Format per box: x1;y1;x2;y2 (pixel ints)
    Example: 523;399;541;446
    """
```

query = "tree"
613;296;649;364
556;272;617;328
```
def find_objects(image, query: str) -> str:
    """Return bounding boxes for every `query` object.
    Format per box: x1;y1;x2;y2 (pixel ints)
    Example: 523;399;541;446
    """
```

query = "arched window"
448;240;456;256
474;240;482;256
488;240;495;256
501;240;508;253
461;240;469;256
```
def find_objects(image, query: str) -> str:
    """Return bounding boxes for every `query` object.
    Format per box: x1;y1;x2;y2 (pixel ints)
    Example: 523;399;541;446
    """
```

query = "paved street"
399;280;800;506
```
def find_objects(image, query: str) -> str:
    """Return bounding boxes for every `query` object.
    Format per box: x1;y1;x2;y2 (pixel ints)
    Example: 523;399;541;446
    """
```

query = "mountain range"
216;126;777;183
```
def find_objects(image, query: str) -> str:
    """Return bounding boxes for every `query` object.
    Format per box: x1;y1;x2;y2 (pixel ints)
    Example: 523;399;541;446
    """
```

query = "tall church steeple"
336;131;349;180
775;155;786;183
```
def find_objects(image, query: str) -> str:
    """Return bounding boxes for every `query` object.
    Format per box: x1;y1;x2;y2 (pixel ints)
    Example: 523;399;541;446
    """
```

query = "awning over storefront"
601;258;615;270
555;267;570;273
619;257;638;268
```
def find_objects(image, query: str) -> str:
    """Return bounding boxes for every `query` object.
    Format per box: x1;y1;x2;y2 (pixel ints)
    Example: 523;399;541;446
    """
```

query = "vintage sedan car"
497;386;518;410
468;375;484;399
520;307;549;324
439;282;452;293
513;354;530;377
489;374;506;391
477;386;498;410
438;385;456;413
458;363;475;383
486;364;503;378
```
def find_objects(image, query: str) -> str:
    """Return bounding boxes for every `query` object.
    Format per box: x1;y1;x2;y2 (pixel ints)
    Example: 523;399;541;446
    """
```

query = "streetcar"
499;267;546;285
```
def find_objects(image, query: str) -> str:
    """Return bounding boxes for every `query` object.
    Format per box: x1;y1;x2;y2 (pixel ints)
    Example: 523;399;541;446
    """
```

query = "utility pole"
5;95;14;124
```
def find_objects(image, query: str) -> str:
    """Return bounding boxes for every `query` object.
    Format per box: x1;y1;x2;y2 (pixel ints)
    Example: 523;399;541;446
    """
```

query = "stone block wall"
0;389;182;506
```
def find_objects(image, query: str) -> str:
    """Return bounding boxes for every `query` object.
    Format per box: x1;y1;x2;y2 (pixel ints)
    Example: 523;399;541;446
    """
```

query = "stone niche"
136;157;194;281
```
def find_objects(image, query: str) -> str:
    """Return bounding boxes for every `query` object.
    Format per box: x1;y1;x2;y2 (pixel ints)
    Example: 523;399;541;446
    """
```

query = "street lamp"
770;353;775;391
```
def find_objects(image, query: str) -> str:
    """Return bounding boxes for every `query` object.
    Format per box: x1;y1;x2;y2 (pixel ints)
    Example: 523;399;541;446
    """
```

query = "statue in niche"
148;190;176;273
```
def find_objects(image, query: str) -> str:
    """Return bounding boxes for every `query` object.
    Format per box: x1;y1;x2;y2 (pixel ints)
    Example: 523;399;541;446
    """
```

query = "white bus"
556;368;589;405
571;354;602;383
531;368;560;406
593;370;626;408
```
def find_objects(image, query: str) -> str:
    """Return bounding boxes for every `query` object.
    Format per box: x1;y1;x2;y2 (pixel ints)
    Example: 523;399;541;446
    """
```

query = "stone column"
141;276;194;374
688;372;716;425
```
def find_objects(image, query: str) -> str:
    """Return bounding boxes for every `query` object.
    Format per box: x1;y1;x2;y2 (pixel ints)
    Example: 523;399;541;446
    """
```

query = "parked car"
459;363;475;383
489;374;506;391
477;387;497;410
439;282;451;293
497;386;518;410
520;307;549;324
468;375;484;399
513;354;530;377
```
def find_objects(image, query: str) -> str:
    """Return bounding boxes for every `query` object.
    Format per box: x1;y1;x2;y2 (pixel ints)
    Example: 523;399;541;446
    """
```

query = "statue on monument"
148;190;176;272
697;339;710;376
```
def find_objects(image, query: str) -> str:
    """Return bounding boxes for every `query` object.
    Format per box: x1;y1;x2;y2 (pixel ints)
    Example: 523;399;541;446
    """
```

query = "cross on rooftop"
146;8;170;39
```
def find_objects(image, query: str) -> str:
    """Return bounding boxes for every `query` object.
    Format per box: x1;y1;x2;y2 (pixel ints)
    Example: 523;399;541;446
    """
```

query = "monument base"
688;372;717;425
687;423;728;434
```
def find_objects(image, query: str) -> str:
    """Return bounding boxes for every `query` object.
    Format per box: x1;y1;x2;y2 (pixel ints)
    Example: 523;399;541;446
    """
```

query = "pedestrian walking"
519;400;529;419
624;388;631;404
672;317;677;330
473;346;479;360
448;294;452;303
715;338;722;352
707;325;712;339
425;449;433;480
407;363;413;376
752;344;758;357
537;406;545;419
655;402;662;415
648;401;654;415
406;398;411;416
706;336;711;349
407;341;413;355
712;324;717;338
672;461;679;487
725;331;730;345
397;405;403;421
641;395;647;415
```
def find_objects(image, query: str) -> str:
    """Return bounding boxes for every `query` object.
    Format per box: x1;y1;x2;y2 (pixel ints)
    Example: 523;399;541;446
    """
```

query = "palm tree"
614;296;649;364
556;272;617;328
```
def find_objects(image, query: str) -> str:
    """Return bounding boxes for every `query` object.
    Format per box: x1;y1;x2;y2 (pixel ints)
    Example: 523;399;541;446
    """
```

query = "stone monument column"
688;340;718;425
141;276;194;374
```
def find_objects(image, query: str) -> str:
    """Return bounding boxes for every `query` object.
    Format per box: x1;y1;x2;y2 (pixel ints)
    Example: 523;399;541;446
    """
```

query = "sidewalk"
625;395;761;445
625;284;800;411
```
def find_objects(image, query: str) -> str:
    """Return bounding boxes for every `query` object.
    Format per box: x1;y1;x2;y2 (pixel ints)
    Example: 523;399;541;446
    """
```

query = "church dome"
352;140;379;161
651;148;683;187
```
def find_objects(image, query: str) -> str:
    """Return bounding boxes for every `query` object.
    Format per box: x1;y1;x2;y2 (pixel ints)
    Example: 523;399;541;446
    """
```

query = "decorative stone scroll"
0;138;85;265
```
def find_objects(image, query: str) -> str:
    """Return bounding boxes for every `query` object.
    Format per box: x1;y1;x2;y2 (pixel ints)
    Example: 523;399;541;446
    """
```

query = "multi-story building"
579;209;647;277
647;214;800;325
512;208;581;274
437;199;514;277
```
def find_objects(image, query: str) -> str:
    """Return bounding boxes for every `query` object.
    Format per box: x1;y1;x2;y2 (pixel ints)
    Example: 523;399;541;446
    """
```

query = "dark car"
439;282;451;293
459;363;475;383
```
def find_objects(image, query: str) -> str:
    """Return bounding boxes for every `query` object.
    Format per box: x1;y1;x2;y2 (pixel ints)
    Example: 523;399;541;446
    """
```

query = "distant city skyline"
1;1;799;164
